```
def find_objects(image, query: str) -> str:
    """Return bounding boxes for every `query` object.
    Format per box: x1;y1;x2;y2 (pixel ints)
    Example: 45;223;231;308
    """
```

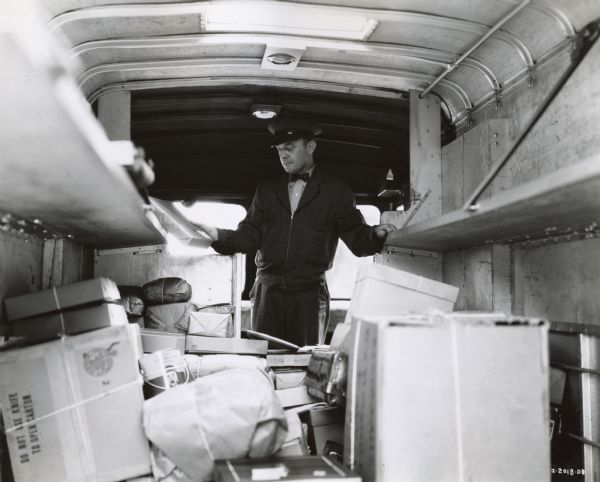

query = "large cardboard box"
5;278;120;321
344;264;459;322
0;326;151;482
345;313;550;482
8;303;128;341
185;335;267;355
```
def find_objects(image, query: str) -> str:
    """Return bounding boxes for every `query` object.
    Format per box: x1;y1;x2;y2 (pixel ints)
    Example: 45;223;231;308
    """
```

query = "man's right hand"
190;221;219;242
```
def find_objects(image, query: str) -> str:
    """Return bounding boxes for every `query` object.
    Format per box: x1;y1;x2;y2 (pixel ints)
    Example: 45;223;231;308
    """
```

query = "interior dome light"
251;104;281;119
267;53;296;65
252;109;278;119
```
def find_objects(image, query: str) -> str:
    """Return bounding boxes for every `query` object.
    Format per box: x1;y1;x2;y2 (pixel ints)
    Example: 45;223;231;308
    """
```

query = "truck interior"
1;0;600;480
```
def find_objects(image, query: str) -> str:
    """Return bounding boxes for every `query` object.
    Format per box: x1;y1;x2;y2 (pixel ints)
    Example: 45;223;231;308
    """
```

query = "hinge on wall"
96;245;164;256
493;88;503;109
383;246;439;259
527;66;536;88
504;222;600;249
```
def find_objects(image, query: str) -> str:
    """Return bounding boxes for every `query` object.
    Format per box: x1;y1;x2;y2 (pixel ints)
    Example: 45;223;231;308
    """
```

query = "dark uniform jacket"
212;168;384;290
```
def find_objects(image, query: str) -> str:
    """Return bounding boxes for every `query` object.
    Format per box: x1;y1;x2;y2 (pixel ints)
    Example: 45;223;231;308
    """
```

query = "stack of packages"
139;277;266;356
341;263;551;482
0;276;359;482
0;278;151;482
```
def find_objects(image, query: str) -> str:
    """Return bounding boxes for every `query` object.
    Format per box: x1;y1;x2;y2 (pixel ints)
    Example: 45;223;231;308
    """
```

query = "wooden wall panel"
444;244;511;314
441;118;509;213
443;249;466;310
0;231;44;324
441;134;463;213
409;91;441;224
465;41;600;188
513;237;600;323
464;245;493;311
43;239;94;288
94;247;234;305
463;121;491;202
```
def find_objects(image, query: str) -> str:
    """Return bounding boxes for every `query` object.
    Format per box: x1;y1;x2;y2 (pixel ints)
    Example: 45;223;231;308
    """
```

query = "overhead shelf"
385;155;600;252
0;28;165;249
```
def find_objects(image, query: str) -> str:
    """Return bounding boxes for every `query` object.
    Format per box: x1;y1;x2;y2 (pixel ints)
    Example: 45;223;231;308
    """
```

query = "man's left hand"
374;223;397;239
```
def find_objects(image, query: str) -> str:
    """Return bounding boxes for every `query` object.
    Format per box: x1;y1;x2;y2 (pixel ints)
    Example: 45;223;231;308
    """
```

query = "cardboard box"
273;369;306;390
344;264;459;322
140;328;186;354
275;411;309;457
127;323;144;361
5;278;120;321
214;455;360;482
276;439;308;457
301;406;344;455
275;386;319;408
185;335;267;355
345;313;550;482
8;303;127;341
187;311;231;338
0;326;151;482
266;352;312;367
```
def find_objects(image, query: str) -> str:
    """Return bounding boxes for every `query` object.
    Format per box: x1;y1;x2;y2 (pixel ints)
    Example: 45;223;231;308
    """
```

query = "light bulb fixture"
251;104;281;119
267;53;296;65
261;46;305;71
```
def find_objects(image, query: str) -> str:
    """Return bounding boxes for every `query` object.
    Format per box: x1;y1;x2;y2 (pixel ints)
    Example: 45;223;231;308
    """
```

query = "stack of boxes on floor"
341;263;551;482
0;261;553;482
0;278;150;482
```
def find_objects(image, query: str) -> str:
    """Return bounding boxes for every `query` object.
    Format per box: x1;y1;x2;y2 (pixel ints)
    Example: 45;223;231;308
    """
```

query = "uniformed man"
193;118;395;345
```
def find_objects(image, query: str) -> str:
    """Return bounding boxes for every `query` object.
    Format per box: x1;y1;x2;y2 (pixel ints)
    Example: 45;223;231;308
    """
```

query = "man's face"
275;138;315;174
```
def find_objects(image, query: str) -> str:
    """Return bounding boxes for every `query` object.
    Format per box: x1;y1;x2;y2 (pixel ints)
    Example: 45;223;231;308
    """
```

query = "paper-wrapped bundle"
144;302;198;332
143;368;287;482
143;277;192;305
183;354;268;380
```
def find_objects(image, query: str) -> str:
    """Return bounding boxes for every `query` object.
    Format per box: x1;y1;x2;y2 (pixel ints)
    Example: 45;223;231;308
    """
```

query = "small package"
5;277;120;321
266;352;311;368
144;302;198;332
0;326;151;482
299;405;344;455
184;354;267;379
188;312;231;338
119;285;146;317
305;349;347;405
213;455;360;482
275;411;309;457
142;277;192;305
275;386;319;409
8;303;127;342
141;328;186;354
273;369;306;390
185;336;267;355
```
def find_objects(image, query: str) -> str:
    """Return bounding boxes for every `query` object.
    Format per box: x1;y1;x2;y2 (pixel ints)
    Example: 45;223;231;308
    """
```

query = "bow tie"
290;172;310;182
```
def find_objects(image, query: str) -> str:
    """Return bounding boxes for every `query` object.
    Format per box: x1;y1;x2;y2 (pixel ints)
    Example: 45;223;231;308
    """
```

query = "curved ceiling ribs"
47;0;576;126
